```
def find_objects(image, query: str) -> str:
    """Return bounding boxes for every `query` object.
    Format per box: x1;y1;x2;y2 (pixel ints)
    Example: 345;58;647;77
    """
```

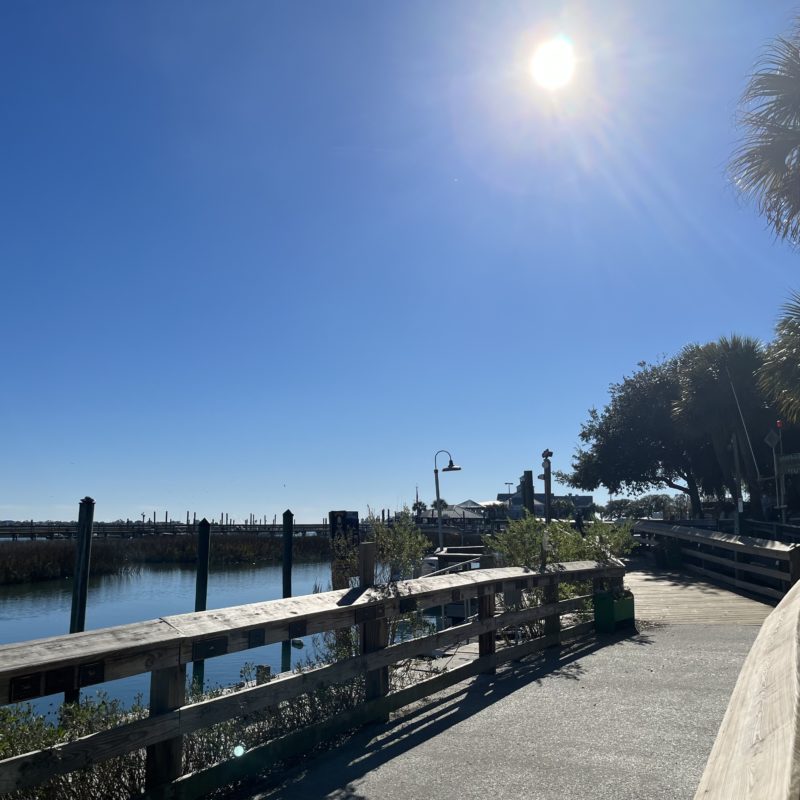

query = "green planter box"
594;590;635;633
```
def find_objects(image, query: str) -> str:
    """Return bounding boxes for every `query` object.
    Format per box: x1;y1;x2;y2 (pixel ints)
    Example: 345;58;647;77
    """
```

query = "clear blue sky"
2;1;798;522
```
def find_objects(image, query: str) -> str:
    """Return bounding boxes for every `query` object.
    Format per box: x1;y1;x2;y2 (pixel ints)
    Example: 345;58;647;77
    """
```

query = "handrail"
695;577;800;799
0;559;625;798
634;521;800;600
422;556;481;578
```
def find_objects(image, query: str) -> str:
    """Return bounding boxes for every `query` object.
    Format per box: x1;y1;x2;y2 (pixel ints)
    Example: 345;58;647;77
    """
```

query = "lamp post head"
442;459;461;472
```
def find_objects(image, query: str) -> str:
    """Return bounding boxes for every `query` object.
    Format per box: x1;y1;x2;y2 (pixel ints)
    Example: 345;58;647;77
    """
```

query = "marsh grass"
0;534;332;585
1;516;448;796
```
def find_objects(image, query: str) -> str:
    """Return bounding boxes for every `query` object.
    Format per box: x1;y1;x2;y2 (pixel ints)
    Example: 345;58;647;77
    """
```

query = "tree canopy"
563;335;795;518
760;291;800;424
560;356;707;516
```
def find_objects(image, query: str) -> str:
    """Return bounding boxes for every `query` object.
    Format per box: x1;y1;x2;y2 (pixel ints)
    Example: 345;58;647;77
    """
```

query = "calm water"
0;561;332;711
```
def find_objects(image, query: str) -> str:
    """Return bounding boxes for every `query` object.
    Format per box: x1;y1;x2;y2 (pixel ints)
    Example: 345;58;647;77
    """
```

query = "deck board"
625;567;772;626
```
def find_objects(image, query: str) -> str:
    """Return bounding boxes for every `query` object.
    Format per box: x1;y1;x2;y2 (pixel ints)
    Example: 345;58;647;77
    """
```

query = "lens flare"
531;37;575;91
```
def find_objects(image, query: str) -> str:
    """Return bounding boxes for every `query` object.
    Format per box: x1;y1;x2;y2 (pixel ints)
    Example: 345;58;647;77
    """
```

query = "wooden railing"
695;576;800;799
634;521;800;600
0;551;625;799
717;517;800;545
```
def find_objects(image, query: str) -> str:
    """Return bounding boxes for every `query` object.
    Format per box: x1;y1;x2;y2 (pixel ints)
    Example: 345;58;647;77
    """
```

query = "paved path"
238;563;772;800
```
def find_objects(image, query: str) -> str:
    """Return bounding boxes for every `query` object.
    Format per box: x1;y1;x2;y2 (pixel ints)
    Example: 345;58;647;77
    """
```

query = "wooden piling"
478;557;497;675
193;519;211;690
281;510;294;673
66;497;95;703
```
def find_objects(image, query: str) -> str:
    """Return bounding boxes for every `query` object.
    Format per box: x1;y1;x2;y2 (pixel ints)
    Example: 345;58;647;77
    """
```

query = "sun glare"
531;37;575;91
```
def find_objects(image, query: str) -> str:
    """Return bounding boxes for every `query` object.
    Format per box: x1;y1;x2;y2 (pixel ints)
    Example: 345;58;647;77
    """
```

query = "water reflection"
1;561;332;710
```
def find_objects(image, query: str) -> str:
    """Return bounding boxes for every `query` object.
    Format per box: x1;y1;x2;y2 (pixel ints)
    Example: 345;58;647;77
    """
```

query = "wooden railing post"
145;664;186;791
478;553;496;674
359;542;389;713
543;573;560;644
789;547;800;587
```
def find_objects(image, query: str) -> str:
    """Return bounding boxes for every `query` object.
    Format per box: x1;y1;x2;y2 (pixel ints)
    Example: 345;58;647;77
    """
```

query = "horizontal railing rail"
0;555;625;799
634;521;800;600
717;517;800;544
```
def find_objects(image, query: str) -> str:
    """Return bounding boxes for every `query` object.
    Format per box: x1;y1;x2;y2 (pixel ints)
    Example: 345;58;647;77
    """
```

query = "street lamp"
541;449;553;568
434;449;461;550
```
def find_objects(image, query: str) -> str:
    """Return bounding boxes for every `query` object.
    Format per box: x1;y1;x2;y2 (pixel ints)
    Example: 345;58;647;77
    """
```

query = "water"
0;561;332;712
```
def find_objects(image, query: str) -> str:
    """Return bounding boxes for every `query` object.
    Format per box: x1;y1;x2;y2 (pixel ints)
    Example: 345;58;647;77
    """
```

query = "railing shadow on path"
234;628;651;800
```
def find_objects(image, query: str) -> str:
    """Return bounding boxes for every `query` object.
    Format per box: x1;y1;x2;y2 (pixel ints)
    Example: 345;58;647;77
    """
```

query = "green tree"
562;358;707;516
484;514;633;571
730;28;800;241
759;291;800;424
369;508;429;584
430;498;448;511
604;499;631;519
550;498;574;519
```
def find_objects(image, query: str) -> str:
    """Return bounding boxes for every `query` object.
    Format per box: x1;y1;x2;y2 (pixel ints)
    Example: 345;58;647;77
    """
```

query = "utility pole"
779;420;787;524
732;432;743;535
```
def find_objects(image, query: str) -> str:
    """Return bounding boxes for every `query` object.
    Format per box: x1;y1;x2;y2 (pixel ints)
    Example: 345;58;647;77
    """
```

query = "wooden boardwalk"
240;562;768;800
626;563;773;626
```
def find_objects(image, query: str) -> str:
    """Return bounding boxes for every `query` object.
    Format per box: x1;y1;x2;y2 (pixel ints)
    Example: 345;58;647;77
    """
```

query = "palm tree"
730;30;800;241
759;290;800;423
674;336;773;516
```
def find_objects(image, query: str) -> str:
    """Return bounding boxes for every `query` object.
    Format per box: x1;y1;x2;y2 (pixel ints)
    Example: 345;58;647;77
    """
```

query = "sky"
2;1;799;523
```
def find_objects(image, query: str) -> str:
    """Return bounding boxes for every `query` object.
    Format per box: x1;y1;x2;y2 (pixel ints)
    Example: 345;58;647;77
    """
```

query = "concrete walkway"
238;565;771;800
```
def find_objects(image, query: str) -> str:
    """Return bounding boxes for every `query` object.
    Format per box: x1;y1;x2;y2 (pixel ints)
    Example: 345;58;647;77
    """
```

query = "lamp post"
541;449;553;568
434;450;461;550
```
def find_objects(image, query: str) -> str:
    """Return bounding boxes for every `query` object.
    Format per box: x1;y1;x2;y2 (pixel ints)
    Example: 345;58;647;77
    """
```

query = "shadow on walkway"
240;629;651;800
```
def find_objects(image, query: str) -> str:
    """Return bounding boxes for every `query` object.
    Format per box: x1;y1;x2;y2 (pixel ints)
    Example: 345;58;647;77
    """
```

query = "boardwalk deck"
234;561;770;800
625;566;772;626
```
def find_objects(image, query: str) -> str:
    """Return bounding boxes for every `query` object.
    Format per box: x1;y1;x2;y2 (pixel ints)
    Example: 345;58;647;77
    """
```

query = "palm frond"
731;30;800;241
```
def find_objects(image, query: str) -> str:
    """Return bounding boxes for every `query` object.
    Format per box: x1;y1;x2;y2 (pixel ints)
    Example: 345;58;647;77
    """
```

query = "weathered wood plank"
0;562;622;706
625;569;771;626
680;548;790;582
0;620;181;707
145;665;185;790
694;578;800;799
143;619;597;800
683;564;785;601
635;521;796;558
0;713;179;794
0;597;591;791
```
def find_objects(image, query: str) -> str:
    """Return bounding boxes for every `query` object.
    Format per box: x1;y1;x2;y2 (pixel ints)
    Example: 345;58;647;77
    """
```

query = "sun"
531;37;575;91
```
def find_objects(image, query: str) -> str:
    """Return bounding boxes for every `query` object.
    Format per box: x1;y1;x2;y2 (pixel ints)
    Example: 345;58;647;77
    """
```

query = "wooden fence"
634;521;800;600
0;550;625;799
